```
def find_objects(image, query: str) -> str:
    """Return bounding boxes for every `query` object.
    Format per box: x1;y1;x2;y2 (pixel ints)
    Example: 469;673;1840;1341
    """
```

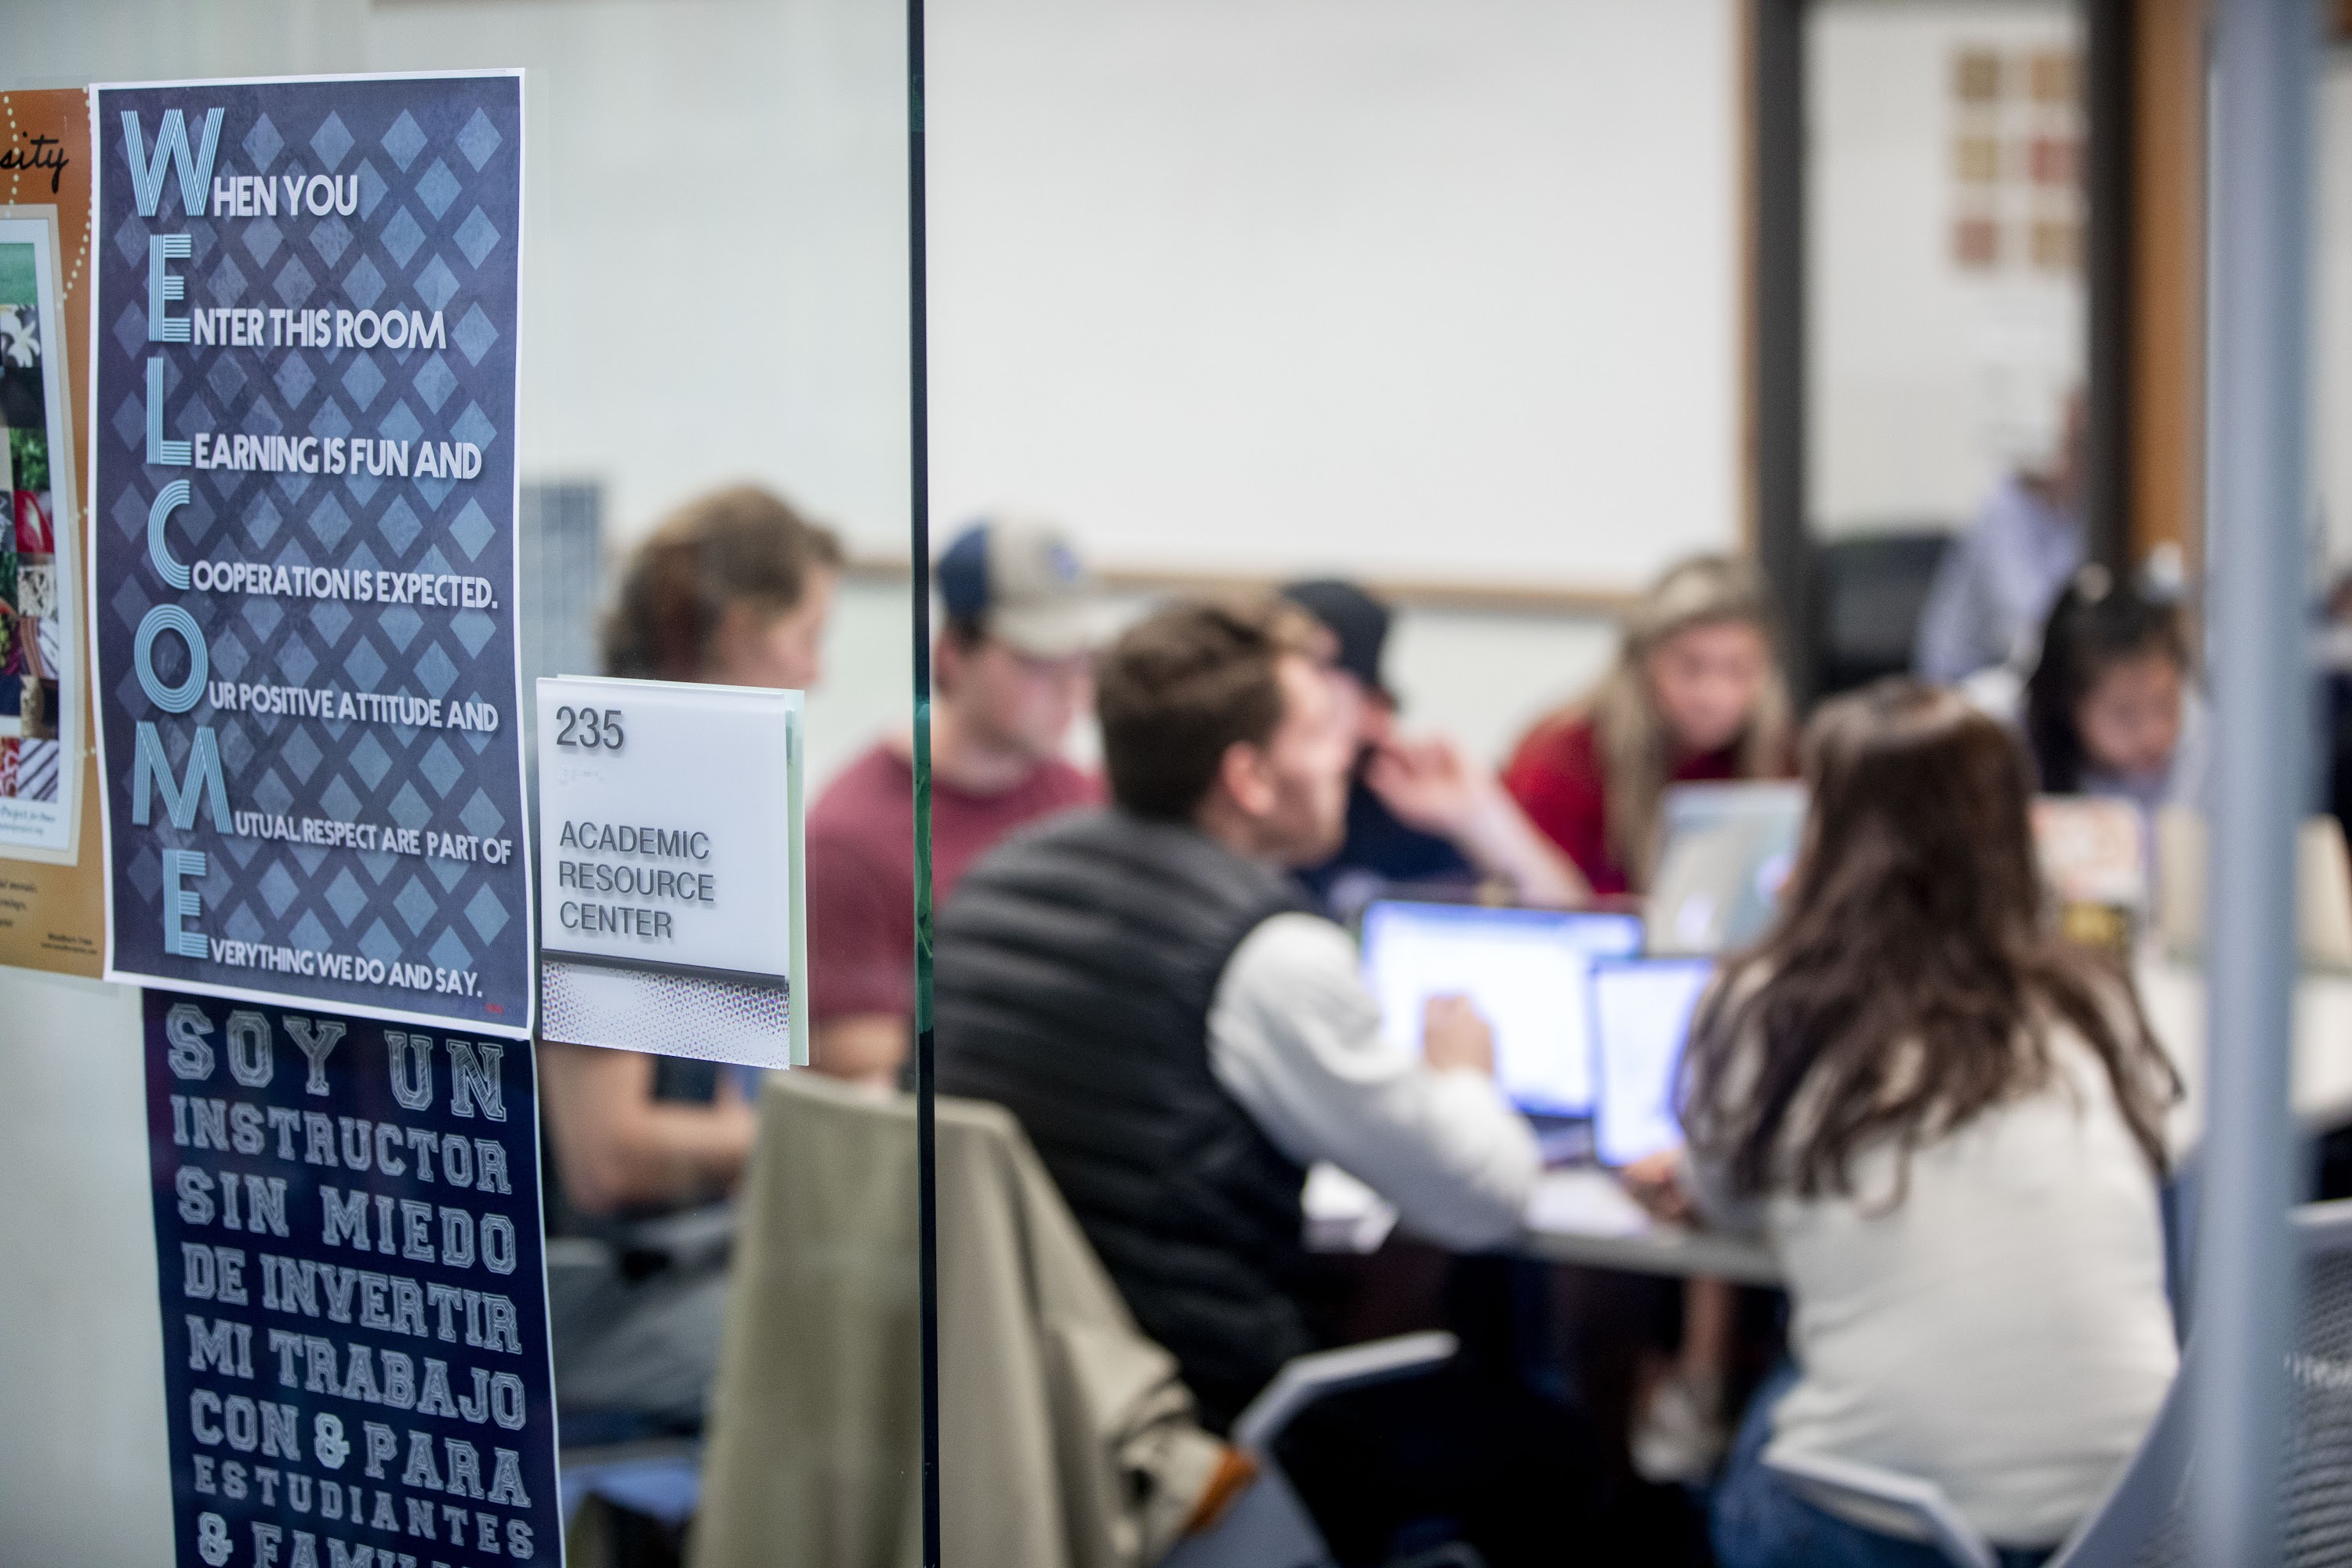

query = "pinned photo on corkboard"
0;211;83;862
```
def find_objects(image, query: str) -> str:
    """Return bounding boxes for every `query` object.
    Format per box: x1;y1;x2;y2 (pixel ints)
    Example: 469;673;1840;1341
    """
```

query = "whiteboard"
927;0;1742;592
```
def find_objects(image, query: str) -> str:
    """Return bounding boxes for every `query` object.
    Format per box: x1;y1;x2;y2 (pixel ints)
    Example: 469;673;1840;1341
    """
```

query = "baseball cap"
1280;579;1393;702
937;519;1096;658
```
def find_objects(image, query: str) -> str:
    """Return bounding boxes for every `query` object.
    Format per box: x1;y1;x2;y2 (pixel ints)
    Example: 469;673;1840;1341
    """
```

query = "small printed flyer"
142;988;561;1568
89;73;532;1033
0;86;108;978
0;205;84;859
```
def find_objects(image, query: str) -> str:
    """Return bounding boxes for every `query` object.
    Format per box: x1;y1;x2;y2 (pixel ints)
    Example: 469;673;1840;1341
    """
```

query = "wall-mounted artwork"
1951;44;2082;275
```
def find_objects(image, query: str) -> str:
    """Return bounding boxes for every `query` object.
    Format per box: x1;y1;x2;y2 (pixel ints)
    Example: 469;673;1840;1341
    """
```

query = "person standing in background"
804;518;1100;1084
538;484;843;1437
1915;392;2088;684
1281;578;1582;916
1502;554;1793;898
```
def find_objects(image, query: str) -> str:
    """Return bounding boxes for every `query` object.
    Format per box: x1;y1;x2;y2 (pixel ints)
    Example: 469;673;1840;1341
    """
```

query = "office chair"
1810;532;1953;699
1163;1333;1465;1568
1760;1199;2352;1568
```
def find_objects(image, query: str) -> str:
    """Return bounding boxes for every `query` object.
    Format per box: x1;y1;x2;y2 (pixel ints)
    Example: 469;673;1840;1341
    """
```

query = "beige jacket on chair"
691;1070;1228;1568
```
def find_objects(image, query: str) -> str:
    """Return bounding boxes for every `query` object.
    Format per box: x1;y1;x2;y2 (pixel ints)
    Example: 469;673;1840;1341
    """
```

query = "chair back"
1810;532;1952;699
691;1071;1243;1568
689;1073;927;1568
2051;1198;2352;1567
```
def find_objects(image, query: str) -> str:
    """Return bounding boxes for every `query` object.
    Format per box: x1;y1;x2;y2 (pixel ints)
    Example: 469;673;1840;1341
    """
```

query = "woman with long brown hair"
1647;681;2180;1566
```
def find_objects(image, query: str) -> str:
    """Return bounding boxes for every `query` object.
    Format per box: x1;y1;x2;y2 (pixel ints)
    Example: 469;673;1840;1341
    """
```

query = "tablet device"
1359;900;1642;1116
1589;956;1715;1167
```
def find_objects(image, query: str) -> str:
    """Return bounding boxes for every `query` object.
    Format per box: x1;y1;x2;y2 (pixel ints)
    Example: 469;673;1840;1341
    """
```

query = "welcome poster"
89;74;531;1035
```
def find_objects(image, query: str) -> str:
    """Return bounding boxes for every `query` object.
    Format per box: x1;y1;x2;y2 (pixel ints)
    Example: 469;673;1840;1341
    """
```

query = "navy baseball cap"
937;519;1096;657
1281;579;1394;701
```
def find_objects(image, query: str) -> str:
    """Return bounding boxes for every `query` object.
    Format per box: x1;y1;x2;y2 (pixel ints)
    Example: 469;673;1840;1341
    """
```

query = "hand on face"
1364;723;1589;903
1364;735;1494;837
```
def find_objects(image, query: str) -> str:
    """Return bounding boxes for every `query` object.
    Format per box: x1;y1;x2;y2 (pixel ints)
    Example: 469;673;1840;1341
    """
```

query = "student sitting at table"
804;518;1100;1085
2024;566;2206;813
1502;554;1794;898
536;484;842;1437
1502;553;1793;1481
1280;577;1583;916
936;599;1598;1566
1636;679;2179;1568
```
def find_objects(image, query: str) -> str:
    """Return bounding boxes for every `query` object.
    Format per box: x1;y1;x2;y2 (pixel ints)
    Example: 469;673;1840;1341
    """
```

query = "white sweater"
1689;1020;2179;1548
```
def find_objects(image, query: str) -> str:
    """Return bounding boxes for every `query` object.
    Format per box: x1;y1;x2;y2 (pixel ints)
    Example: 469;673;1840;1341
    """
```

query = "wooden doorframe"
2125;0;2209;578
1744;0;2225;700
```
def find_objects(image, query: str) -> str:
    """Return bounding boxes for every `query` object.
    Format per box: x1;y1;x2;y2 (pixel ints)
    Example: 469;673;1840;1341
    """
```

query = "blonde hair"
1552;555;1791;889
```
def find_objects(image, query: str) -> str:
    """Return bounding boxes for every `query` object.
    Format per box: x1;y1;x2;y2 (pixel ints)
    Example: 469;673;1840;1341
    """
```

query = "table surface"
2136;956;2352;1154
1515;1168;1780;1283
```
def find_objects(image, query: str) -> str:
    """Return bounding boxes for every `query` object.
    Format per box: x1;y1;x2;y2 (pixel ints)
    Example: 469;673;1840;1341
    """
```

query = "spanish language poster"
143;988;559;1568
89;74;532;1033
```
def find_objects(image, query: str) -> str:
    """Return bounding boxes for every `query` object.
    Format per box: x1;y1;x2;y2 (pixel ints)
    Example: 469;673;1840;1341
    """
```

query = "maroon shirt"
805;742;1098;1022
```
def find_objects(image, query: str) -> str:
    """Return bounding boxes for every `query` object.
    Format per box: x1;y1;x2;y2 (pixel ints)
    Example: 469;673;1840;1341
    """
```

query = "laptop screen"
1648;782;1806;955
1589;956;1715;1167
1359;901;1643;1116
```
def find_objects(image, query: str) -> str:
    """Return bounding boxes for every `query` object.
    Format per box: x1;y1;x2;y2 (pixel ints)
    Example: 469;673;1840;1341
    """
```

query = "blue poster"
143;987;561;1568
89;74;532;1035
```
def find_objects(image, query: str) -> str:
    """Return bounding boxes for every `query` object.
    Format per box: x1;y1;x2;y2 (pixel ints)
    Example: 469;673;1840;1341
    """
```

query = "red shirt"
1501;714;1744;896
805;742;1098;1022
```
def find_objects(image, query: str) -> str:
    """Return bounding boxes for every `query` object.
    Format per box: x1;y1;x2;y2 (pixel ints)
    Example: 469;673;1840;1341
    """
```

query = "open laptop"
2032;795;2150;909
1358;899;1642;1116
1588;956;1715;1168
2033;795;2151;959
1645;782;1807;956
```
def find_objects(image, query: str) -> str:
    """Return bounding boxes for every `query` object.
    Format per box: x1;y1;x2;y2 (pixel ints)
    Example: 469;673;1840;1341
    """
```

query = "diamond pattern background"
93;77;529;1033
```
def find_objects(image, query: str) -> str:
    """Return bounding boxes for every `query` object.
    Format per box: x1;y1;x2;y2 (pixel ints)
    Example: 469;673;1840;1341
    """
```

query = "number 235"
555;706;625;751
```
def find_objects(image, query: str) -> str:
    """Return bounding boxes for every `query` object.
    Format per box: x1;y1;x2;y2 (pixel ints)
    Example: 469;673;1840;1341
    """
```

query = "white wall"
926;0;1741;590
14;0;1742;588
0;970;172;1566
1807;0;2085;536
